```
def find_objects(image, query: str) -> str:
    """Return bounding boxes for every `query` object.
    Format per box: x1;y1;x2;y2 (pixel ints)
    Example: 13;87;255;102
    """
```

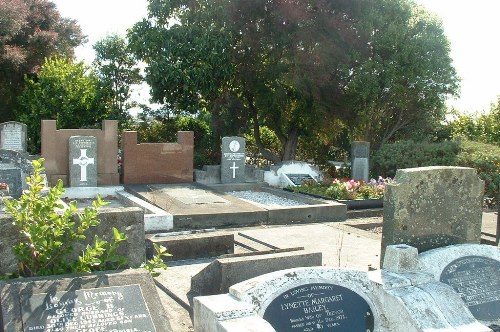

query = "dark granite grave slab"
0;269;172;332
0;167;22;198
284;173;314;186
263;282;374;331
440;255;500;322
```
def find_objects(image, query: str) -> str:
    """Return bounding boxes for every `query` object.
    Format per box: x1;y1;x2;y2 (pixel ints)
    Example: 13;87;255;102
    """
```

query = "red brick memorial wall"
41;120;119;186
121;131;194;184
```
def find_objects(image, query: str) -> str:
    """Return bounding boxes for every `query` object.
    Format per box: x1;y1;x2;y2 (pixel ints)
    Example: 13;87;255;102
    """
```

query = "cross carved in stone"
73;149;95;182
230;162;239;178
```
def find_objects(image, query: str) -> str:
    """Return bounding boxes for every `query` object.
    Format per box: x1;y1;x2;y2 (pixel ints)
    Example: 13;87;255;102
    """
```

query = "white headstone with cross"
69;136;97;187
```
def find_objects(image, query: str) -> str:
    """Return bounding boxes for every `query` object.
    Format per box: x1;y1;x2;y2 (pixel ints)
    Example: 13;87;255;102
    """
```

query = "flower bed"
291;177;390;209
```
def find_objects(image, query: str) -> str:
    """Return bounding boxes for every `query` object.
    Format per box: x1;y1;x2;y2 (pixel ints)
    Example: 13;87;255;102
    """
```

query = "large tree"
0;0;85;123
16;57;104;153
93;34;142;125
129;0;458;163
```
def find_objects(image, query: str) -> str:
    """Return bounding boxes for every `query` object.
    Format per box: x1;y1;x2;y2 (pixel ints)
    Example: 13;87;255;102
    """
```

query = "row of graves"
0;120;499;331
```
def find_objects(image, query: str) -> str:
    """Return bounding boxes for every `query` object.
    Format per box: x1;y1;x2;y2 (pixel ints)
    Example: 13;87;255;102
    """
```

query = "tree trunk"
281;127;299;161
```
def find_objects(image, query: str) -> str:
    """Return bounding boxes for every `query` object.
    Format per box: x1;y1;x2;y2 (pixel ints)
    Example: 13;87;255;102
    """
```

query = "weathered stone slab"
264;161;321;188
0;121;27;151
0;269;172;332
221;136;246;183
418;243;500;327
69;136;97;187
382;166;484;260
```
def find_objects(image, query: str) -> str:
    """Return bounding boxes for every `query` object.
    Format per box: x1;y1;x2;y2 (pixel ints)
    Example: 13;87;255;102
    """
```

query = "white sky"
52;0;500;114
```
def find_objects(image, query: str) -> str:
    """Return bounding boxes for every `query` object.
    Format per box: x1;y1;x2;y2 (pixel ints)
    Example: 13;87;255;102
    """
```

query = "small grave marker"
0;149;34;198
69;136;97;187
283;173;315;186
263;283;374;331
0;121;27;151
351;141;369;182
221;136;246;183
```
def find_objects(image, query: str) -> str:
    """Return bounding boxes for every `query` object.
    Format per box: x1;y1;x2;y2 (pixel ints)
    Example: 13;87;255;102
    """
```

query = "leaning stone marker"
0;121;27;151
381;166;484;261
221;136;246;183
418;244;500;328
0;149;34;198
0;269;172;332
351;141;369;182
69;136;97;187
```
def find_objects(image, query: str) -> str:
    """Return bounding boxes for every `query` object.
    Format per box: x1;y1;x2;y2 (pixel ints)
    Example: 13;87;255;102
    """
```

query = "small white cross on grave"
230;162;239;178
73;149;94;182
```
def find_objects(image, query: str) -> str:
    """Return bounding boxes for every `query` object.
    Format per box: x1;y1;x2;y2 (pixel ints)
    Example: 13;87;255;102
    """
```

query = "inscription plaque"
263;283;374;332
21;284;156;332
285;174;315;186
440;255;500;321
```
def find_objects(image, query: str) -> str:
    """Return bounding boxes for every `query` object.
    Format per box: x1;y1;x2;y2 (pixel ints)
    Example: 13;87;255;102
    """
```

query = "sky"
51;0;500;114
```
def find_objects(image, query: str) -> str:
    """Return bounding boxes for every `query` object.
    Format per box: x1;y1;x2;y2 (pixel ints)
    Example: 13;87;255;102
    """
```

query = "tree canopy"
0;0;85;123
129;0;458;163
16;57;104;153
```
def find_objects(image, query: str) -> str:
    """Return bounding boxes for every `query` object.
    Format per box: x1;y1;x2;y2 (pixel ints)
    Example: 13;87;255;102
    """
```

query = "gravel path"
227;190;304;207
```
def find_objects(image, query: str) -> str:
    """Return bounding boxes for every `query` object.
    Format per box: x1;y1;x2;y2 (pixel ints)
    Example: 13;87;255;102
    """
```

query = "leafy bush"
456;140;500;201
3;159;128;277
372;140;460;177
372;139;500;202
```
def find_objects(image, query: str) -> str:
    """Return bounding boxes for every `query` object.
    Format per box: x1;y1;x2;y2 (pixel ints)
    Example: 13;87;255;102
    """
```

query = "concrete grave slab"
382;166;484;261
0;269;172;332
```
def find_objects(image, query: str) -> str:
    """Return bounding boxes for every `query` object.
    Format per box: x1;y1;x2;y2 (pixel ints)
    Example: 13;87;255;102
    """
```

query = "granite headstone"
0;269;172;332
351;141;369;182
69;136;97;187
221;136;246;184
0;121;27;152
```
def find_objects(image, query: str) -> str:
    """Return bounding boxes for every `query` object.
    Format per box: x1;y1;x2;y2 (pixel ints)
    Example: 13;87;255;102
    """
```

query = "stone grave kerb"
381;166;484;261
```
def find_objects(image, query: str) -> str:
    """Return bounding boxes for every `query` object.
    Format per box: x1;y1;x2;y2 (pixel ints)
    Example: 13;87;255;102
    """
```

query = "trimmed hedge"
372;140;500;201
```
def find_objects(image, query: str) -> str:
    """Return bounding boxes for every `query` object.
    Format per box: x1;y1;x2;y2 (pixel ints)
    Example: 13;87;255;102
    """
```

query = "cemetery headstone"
0;269;172;332
264;161;321;188
69;136;97;187
283;173;315;186
0;121;27;152
351;141;370;182
381;166;484;261
418;244;500;327
221;136;246;183
0;149;34;198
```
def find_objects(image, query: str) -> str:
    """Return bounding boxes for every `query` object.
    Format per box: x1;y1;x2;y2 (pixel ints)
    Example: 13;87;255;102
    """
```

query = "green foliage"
93;34;142;126
372;140;460;177
456;141;500;201
447;101;500;146
16;56;106;153
142;243;172;277
372;139;500;201
129;0;458;163
3;159;128;277
0;0;85;123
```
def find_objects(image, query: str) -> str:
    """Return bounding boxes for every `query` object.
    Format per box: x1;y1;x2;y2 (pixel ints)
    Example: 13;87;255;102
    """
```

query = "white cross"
73;149;95;182
230;162;239;178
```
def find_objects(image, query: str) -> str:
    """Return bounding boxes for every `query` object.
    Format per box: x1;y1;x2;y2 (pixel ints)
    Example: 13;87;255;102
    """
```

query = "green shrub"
456;140;500;201
3;159;128;277
372;140;460;177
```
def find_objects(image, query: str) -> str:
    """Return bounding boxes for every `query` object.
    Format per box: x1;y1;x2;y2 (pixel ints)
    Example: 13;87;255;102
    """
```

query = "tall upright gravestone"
351;141;369;182
0;121;27;152
381;166;484;261
221;136;246;183
69;136;97;187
